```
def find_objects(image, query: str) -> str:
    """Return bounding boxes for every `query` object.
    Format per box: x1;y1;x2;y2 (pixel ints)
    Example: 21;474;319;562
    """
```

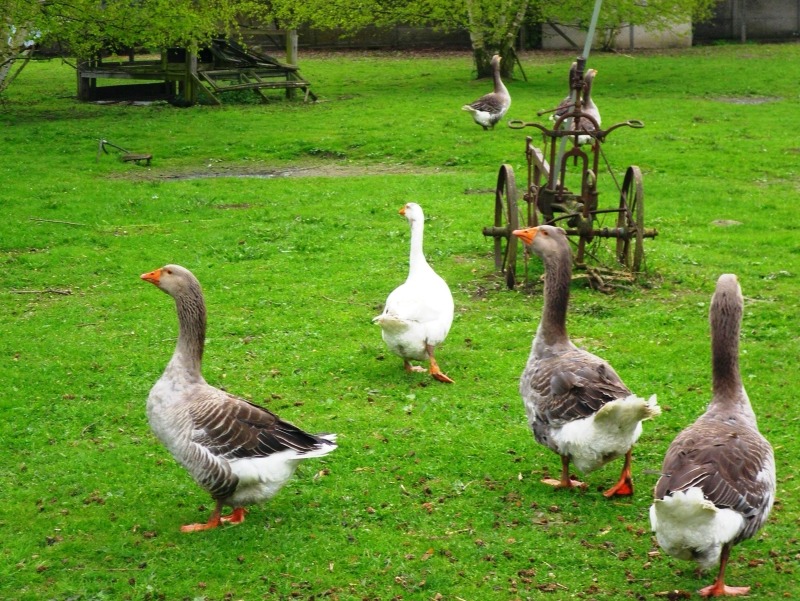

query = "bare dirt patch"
115;162;448;181
715;96;780;105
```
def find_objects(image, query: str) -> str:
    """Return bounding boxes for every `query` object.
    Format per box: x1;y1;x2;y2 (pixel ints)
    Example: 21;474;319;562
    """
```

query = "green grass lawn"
1;43;798;600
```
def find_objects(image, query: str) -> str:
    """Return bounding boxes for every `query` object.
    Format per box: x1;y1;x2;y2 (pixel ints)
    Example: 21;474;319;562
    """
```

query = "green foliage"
4;0;248;59
543;0;721;50
3;0;722;80
1;44;799;600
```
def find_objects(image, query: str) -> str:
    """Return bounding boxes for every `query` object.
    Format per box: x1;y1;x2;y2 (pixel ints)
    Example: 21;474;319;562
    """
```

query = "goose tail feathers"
596;394;661;427
372;313;407;333
650;487;743;570
301;433;338;459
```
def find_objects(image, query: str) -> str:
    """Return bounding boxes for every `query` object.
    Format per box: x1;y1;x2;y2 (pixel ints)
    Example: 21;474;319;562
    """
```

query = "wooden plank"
191;73;221;105
205;81;310;93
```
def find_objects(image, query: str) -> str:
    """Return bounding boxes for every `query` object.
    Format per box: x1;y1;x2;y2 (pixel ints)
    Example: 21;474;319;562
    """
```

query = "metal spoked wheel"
493;164;520;289
616;165;645;272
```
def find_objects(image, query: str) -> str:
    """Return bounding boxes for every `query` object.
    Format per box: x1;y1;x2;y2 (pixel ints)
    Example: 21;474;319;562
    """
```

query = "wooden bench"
121;153;152;166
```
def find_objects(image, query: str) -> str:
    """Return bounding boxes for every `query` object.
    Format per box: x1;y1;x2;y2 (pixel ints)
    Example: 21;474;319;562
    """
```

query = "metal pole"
555;0;603;179
582;0;604;60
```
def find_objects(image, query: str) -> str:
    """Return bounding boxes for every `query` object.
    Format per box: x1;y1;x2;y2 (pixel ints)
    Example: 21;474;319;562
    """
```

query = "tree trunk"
465;0;529;79
0;24;32;94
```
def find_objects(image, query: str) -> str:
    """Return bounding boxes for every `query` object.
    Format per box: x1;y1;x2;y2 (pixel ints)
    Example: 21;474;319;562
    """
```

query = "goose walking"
512;226;659;496
462;54;511;130
650;274;775;597
373;203;455;383
141;264;337;532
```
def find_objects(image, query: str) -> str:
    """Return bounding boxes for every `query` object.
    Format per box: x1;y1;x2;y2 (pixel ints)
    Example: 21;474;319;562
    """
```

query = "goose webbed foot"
602;450;634;498
698;584;750;598
220;507;247;524
403;360;427;373
427;348;453;384
181;501;223;532
180;502;247;532
541;476;587;490
542;456;586;490
699;544;749;597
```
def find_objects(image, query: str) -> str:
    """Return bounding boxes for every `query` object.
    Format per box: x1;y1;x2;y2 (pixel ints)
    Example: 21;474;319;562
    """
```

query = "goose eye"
165;268;173;274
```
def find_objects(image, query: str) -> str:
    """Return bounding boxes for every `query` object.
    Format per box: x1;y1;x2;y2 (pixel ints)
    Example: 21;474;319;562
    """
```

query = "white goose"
373;202;455;383
650;274;775;597
141;264;337;532
462;54;511;130
512;226;659;496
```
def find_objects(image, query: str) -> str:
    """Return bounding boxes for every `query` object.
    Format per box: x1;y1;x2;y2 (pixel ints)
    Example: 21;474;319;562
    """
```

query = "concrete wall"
541;21;692;51
694;0;800;42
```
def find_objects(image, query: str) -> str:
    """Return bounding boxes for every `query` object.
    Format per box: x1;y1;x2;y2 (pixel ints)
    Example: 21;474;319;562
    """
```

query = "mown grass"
1;43;799;600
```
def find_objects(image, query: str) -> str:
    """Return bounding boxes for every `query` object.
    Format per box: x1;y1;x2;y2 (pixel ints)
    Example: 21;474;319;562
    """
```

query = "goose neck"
169;286;206;378
493;66;507;95
710;311;744;402
539;250;570;343
408;218;429;273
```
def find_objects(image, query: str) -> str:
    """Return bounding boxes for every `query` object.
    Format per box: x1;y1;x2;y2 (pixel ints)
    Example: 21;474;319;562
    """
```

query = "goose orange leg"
699;543;750;597
542;455;586;490
427;344;453;384
602;449;634;498
180;502;247;532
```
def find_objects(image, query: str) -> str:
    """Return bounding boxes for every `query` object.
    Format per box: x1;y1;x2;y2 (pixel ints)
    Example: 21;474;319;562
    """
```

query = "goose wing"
189;389;330;461
382;276;452;325
524;347;631;425
466;92;506;113
655;419;775;539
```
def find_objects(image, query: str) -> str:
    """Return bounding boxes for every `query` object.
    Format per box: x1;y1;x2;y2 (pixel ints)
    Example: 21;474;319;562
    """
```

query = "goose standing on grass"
650;274;775;597
462;54;511;130
373;203;455;383
141;264;337;532
512;226;659;496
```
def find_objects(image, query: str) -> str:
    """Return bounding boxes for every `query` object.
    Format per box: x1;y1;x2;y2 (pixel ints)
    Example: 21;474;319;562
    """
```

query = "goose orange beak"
141;268;162;284
512;227;538;245
399;205;406;216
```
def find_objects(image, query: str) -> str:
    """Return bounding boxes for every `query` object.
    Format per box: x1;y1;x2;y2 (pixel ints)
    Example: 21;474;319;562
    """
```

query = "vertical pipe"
555;0;603;179
582;0;604;60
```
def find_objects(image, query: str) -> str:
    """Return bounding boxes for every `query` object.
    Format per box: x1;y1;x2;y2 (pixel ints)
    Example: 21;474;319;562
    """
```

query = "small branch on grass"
321;294;354;304
11;288;72;296
29;217;87;227
573;266;636;293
